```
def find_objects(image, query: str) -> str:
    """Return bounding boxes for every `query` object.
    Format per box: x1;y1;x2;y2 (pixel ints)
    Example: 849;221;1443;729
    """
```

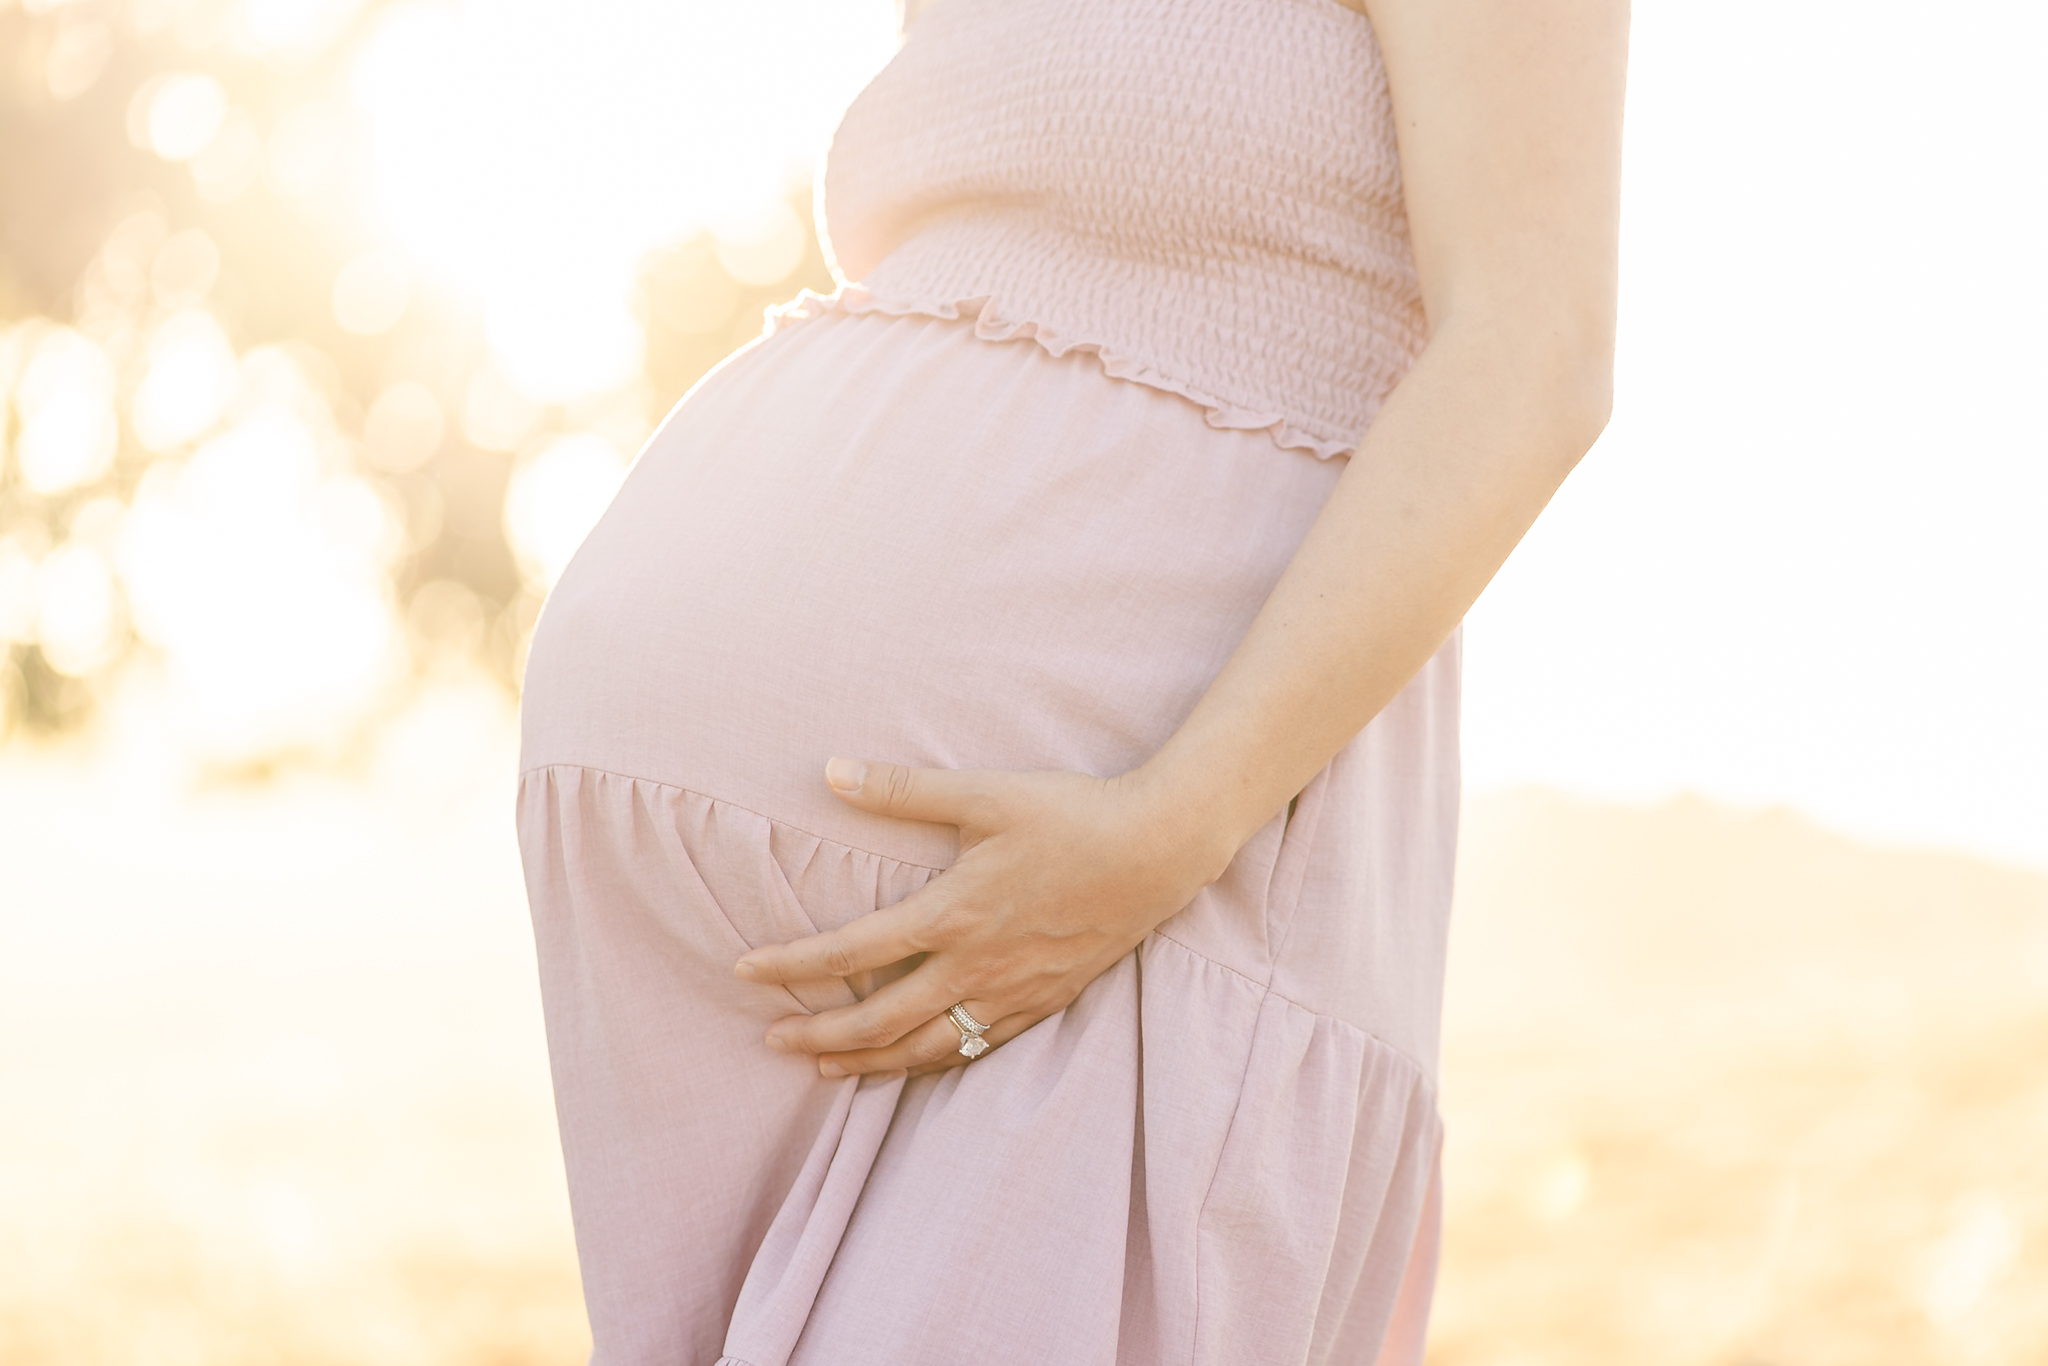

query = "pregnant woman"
517;0;1626;1360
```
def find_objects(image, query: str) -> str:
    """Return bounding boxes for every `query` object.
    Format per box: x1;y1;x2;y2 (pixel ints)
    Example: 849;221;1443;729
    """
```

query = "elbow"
1431;295;1616;471
1557;352;1613;466
1545;288;1617;462
1527;310;1615;472
1499;336;1611;479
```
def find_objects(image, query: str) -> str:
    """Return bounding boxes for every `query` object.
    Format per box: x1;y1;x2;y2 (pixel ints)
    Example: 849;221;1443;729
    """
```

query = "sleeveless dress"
516;2;1460;1362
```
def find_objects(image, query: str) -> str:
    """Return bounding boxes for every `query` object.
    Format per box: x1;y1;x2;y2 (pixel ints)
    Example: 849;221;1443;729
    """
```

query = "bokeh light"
501;432;626;593
34;537;123;677
138;72;230;161
361;380;444;473
458;362;541;452
345;0;895;402
241;0;364;57
11;326;120;496
265;99;347;197
131;309;238;451
0;0;888;756
151;227;220;306
118;387;405;761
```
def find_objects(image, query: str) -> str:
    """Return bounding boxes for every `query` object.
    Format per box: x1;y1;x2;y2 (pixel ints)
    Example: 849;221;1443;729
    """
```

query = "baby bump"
519;309;1343;871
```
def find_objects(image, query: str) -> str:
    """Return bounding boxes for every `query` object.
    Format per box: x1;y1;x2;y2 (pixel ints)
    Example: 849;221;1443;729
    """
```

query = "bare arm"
1142;0;1629;866
738;0;1631;1075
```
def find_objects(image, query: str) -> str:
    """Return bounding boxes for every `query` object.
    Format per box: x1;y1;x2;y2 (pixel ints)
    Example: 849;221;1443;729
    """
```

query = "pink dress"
517;2;1459;1362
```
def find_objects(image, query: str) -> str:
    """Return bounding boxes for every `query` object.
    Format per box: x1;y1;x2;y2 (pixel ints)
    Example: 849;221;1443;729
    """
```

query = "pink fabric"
519;1;1456;1356
518;309;1459;1363
811;0;1428;459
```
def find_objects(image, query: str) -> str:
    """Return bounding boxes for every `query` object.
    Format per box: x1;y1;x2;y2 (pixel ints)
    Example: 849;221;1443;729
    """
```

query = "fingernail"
825;757;866;793
765;1034;788;1053
817;1060;846;1077
734;960;757;980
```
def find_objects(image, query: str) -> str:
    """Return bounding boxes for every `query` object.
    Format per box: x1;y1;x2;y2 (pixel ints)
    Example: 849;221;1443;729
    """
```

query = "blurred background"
0;0;2041;1362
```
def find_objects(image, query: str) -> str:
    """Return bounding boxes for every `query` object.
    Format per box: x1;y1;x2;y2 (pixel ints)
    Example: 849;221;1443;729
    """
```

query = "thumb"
824;757;984;826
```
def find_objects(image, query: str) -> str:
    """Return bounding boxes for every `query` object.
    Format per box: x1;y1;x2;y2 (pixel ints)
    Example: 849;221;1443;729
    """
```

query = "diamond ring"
948;1002;991;1058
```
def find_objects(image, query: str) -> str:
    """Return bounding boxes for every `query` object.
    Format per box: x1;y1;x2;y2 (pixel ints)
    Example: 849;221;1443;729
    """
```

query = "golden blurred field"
5;714;2042;1364
1435;793;2048;1365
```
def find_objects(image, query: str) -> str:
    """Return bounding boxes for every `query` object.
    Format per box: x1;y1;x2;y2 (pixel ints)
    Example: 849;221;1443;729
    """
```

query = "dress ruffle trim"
765;286;1361;461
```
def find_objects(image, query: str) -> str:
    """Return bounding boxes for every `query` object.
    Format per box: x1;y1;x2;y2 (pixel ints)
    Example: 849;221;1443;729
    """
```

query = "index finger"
735;894;927;986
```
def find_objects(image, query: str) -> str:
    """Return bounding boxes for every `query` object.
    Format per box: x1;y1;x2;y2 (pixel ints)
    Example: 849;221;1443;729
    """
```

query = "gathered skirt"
516;306;1461;1365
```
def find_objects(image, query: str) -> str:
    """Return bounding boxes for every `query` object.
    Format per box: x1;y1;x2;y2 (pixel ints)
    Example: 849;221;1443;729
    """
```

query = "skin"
737;0;1632;1078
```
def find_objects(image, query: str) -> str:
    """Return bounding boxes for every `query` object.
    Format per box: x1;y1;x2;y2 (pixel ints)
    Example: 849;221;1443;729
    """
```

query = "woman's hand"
734;756;1234;1077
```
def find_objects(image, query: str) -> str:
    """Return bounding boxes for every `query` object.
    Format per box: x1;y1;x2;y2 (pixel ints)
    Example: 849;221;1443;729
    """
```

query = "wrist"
1119;743;1274;887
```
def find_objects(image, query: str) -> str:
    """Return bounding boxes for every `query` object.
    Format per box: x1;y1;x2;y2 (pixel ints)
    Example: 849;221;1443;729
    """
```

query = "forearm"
1133;315;1610;872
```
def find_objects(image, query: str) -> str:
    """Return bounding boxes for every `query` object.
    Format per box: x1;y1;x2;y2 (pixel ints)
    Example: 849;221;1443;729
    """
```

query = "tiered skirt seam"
520;760;948;872
521;760;1438;1084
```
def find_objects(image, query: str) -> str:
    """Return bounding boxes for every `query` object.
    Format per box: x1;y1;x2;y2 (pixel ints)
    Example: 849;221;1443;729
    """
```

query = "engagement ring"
948;1002;990;1058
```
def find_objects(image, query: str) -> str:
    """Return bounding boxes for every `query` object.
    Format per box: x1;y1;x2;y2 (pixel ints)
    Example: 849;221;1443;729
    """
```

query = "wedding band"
948;1002;990;1058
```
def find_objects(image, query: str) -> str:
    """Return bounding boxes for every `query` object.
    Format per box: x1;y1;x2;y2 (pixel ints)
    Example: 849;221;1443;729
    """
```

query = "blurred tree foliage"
0;0;835;749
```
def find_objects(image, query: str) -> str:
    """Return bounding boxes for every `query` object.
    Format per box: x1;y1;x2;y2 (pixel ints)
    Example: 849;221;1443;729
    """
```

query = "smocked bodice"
801;0;1427;458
